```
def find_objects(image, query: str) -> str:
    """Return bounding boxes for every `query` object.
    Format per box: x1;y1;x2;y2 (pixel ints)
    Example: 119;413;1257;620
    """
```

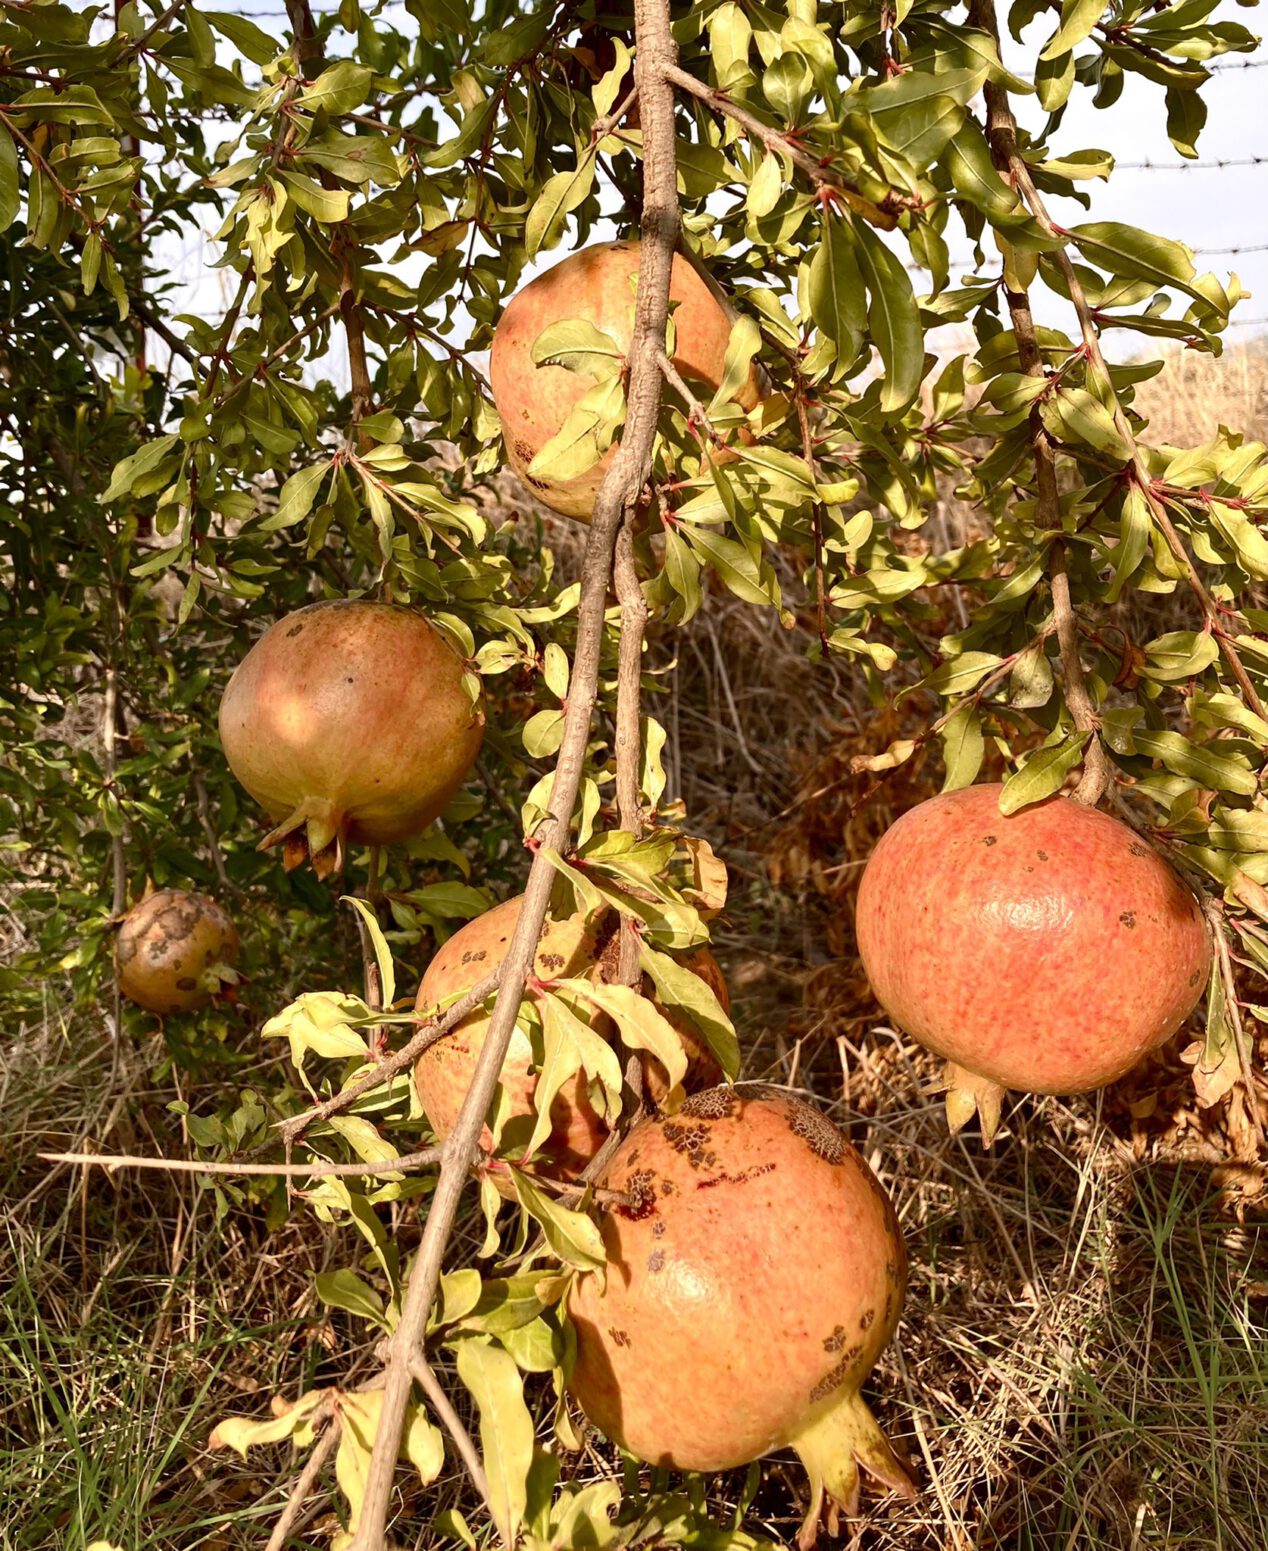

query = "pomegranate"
218;601;484;877
855;783;1211;1142
413;896;728;1182
115;888;239;1015
567;1084;914;1546
490;240;761;519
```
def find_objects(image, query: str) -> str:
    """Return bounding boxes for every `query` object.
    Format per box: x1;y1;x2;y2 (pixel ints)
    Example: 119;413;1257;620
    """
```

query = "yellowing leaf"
209;1390;326;1457
455;1337;536;1546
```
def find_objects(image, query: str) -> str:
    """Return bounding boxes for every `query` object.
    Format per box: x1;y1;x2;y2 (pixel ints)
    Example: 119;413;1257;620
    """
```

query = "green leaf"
342;897;396;1007
708;314;762;412
454;1337;536;1547
296;61;373;116
999;732;1090;814
853;219;924;414
261;462;329;532
1067;222;1204;306
1042;0;1108;61
1131;727;1257;796
530;318;623;380
1106;485;1152;601
746;151;782;219
1039;386;1133;462
560;979;689;1097
923;651;1004;696
940;703;985;791
638;945;740;1080
315;1268;387;1325
102;436;178;503
525;157;596;261
526;993;622;1161
1165;85;1206;160
1142;630;1220;683
206;10;280;64
274;170;349;224
808;212;865;351
0;131;18;233
510;1168;606;1272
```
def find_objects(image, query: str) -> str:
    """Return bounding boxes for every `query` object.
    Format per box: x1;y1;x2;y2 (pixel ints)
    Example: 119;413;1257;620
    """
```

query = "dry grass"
4;348;1268;1551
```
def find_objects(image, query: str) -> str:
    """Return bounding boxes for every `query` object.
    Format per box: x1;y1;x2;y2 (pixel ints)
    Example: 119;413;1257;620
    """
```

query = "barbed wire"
1118;156;1268;169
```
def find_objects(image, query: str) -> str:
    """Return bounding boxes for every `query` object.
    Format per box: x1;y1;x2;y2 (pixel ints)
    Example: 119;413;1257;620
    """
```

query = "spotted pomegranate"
413;896;728;1182
219;600;484;877
855;784;1211;1142
490;240;761;520
567;1084;913;1546
115;889;239;1015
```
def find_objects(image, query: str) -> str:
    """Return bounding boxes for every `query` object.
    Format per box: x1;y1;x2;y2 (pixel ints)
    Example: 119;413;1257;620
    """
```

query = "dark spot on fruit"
982;834;997;846
660;1179;674;1196
786;1100;847;1165
647;1250;665;1274
1036;849;1048;861
662;1121;716;1169
608;1326;631;1348
810;1346;863;1403
176;976;197;991
526;473;551;491
1129;842;1148;857
539;952;565;972
884;1291;894;1322
513;438;534;463
286;623;304;637
623;1169;657;1220
886;1259;899;1283
652;1219;666;1238
696;1162;776;1191
860;1308;876;1330
1120;911;1136;928
680;1087;740;1121
1189;968;1202;987
824;1325;847;1353
346;676;354;684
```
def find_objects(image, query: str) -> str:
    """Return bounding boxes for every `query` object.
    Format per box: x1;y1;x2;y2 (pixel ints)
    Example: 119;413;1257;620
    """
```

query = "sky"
145;2;1268;385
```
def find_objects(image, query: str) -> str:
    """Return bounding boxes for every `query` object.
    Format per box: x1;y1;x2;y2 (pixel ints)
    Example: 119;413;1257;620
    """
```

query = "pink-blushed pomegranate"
115;888;239;1015
218;601;484;878
413;897;728;1183
490;240;761;520
855;784;1211;1142
567;1084;914;1546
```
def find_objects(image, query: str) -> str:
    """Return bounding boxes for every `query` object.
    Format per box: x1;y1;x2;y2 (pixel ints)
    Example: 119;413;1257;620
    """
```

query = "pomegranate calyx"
942;1061;1006;1148
788;1387;916;1549
258;797;347;879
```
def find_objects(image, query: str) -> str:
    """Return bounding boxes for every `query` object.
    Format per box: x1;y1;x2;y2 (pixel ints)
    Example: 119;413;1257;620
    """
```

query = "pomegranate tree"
855;784;1211;1142
219;601;483;877
490;240;761;519
567;1084;913;1546
115;889;239;1015
413;896;728;1181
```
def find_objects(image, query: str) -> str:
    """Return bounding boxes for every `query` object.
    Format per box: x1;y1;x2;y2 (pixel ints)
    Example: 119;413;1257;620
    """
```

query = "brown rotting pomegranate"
115;888;239;1015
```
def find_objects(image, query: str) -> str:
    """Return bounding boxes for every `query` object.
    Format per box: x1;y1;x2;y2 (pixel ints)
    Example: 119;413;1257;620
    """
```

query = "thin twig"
655;346;719;440
969;0;1110;806
792;389;829;655
343;0;680;1540
613;512;649;988
275;967;503;1148
192;771;233;889
408;1355;491;1511
1204;900;1267;1149
263;1409;342;1551
662;62;899;230
39;1147;443;1179
101;665;128;917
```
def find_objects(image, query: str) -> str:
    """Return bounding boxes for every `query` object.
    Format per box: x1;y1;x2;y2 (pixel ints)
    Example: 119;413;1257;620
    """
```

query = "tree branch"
263;1408;342;1551
613;512;649;988
408;1354;491;1513
662;63;900;231
341;1;680;1542
39;1147;443;1179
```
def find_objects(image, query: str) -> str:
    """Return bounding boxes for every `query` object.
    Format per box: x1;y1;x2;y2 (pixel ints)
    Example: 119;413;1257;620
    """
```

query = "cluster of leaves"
2;0;1266;1546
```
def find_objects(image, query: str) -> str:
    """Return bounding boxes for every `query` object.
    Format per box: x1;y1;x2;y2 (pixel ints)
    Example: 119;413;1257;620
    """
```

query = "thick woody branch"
971;0;1110;806
969;0;1266;726
342;3;680;1543
662;62;899;230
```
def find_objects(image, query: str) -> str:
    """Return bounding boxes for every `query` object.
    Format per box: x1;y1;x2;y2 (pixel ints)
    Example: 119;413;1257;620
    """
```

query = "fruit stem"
787;1386;915;1548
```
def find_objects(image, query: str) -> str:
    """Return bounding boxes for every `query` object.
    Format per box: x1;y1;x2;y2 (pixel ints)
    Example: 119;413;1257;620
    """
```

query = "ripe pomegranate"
413;896;728;1182
567;1084;914;1546
115;888;240;1015
219;601;484;877
490;241;762;520
855;784;1211;1142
